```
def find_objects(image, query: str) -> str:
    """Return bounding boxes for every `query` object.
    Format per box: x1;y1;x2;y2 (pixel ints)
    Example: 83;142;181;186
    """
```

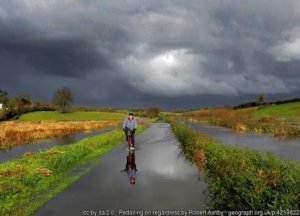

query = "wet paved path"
35;121;208;216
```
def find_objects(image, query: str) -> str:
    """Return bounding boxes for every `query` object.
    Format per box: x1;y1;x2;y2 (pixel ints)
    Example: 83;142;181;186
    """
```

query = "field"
181;102;300;137
19;111;126;121
0;120;121;149
169;120;300;210
255;102;300;119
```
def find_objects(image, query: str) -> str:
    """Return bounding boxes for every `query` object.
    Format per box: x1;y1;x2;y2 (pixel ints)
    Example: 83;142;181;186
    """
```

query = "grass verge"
0;123;148;216
169;120;300;210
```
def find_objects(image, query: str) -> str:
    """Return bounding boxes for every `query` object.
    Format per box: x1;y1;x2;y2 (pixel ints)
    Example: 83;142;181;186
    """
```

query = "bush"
146;107;160;118
33;101;56;111
130;107;160;118
70;106;117;112
0;103;56;121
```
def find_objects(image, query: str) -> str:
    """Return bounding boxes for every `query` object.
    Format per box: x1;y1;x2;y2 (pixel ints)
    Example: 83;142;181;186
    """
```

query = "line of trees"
0;87;162;119
130;107;160;118
0;87;74;119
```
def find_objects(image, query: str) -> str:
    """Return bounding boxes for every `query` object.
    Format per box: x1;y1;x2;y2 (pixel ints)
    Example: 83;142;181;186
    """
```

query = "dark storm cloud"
0;17;114;78
1;0;300;109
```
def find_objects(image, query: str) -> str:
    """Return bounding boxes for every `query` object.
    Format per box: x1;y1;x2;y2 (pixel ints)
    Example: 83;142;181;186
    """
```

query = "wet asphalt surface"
185;121;300;162
34;121;208;216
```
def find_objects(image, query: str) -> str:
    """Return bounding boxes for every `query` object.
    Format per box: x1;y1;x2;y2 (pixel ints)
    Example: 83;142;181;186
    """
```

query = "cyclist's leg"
124;130;128;141
132;131;135;146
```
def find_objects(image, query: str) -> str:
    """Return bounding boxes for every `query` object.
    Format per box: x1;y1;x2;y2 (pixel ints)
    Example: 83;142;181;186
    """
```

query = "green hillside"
255;102;300;118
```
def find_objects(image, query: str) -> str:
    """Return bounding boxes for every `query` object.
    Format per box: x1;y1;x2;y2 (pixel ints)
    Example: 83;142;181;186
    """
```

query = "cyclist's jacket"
122;117;137;130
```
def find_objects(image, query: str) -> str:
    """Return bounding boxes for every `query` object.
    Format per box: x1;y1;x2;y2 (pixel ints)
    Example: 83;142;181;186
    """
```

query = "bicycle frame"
126;130;133;147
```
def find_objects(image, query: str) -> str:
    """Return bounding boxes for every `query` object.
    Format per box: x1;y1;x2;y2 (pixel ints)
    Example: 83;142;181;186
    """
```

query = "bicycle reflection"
122;150;137;185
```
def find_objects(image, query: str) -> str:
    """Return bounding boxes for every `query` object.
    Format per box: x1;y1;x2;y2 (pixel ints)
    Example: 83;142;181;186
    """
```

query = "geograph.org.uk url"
82;210;206;216
82;209;300;216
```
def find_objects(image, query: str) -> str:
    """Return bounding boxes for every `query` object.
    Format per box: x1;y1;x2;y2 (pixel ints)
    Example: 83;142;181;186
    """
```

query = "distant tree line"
130;107;161;118
233;95;300;109
0;87;75;120
0;87;151;120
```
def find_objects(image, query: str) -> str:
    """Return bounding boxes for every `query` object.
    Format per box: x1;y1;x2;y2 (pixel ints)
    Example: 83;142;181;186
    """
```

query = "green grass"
255;102;300;118
169;120;300;210
0;124;147;216
19;111;126;121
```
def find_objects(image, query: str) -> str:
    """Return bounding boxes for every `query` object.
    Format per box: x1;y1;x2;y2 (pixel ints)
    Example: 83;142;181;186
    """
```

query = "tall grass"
170;120;300;210
183;107;299;137
0;120;121;149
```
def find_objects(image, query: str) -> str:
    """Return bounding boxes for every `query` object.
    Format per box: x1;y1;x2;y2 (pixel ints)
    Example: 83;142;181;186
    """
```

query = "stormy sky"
1;0;300;109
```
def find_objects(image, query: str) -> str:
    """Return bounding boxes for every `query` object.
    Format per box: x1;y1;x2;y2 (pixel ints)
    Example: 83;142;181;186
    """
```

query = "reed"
182;108;300;137
0;120;120;149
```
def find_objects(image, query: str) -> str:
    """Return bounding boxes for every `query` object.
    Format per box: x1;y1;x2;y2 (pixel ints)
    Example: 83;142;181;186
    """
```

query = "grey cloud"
0;17;115;78
1;0;300;109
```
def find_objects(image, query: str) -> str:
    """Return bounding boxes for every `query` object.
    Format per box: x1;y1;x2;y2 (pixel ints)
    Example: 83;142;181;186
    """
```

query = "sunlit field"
0;120;120;149
182;103;300;137
19;111;126;121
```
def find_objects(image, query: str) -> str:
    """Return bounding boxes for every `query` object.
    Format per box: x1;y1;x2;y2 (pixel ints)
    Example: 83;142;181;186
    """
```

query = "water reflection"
122;150;137;185
0;126;118;163
185;121;300;161
54;133;76;145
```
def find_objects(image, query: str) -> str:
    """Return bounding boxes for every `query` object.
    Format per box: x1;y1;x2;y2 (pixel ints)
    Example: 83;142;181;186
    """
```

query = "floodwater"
0;126;118;163
185;121;300;162
34;121;208;215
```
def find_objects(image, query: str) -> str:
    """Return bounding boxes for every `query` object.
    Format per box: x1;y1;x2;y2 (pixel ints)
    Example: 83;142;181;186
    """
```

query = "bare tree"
256;95;265;106
53;87;74;112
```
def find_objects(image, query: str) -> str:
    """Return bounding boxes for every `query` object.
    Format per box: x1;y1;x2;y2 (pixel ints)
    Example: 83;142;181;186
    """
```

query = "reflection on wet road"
35;122;208;215
122;150;137;185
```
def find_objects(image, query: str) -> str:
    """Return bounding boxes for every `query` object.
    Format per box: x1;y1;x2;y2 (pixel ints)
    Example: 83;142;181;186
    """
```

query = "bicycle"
121;151;137;185
126;129;135;151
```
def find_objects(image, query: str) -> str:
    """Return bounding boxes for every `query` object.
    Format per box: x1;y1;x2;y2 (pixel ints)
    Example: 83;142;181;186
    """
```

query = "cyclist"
122;113;137;147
